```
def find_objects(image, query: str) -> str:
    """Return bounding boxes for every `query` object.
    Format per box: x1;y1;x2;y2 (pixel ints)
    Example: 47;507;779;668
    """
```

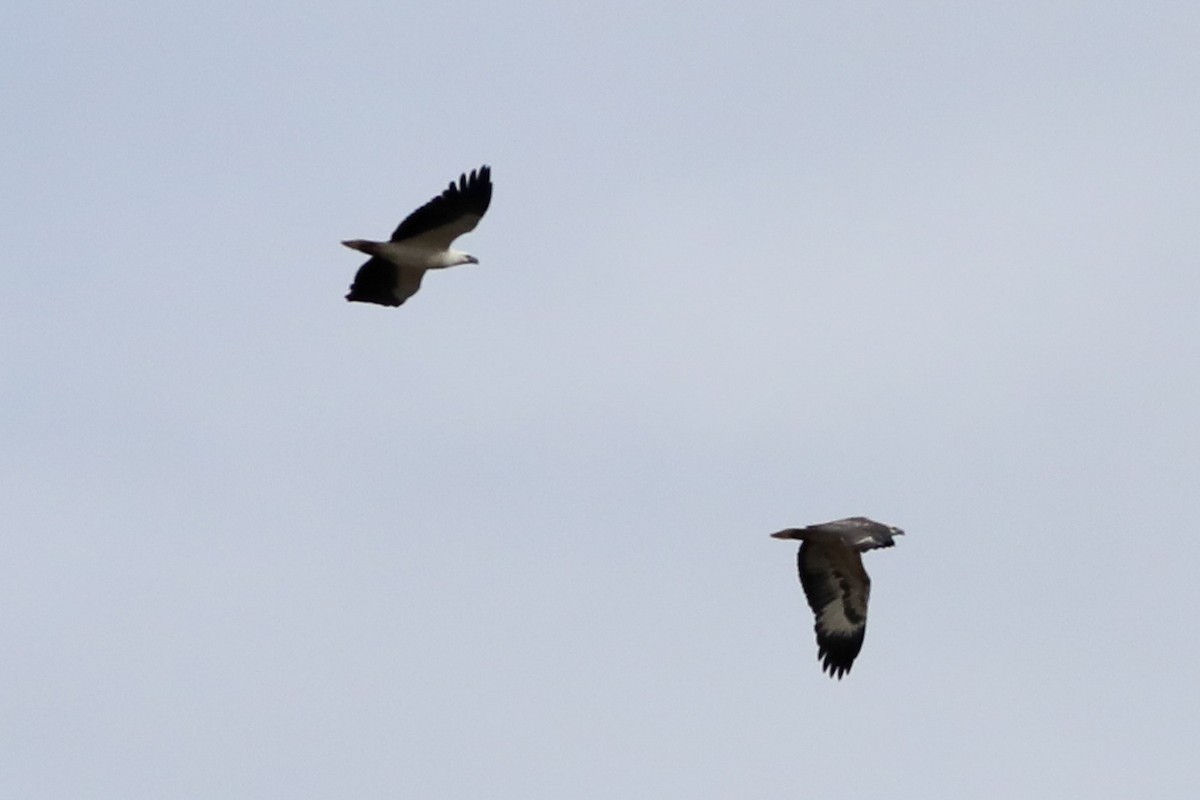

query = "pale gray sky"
3;1;1199;797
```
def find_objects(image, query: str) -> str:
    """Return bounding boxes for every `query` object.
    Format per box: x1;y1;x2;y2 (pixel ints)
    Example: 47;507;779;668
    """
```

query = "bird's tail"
341;239;379;255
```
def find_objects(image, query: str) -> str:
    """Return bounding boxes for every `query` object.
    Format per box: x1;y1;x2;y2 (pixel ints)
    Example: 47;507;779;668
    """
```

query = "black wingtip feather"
816;629;865;679
390;165;493;242
345;291;403;307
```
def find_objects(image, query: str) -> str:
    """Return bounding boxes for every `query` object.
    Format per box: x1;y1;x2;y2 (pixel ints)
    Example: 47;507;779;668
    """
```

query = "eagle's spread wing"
389;166;493;251
345;257;425;307
797;542;871;679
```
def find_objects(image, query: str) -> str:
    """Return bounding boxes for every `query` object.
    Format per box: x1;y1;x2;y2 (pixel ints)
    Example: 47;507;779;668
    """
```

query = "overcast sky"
3;1;1199;797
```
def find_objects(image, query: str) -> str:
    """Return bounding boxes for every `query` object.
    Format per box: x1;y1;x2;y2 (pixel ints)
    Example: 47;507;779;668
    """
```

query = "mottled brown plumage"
771;517;903;679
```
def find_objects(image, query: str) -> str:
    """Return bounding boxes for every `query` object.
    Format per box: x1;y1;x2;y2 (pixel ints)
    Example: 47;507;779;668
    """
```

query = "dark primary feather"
390;165;493;242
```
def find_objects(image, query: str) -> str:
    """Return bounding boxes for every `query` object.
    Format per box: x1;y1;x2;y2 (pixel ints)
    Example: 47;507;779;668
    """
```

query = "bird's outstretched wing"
797;542;871;679
389;165;493;250
345;257;425;307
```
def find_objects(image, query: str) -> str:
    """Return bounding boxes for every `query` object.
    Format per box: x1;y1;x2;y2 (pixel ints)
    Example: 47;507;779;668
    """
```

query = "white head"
445;250;478;267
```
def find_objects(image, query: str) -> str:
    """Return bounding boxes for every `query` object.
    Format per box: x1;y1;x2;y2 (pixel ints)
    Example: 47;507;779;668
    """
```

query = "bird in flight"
343;166;493;307
771;517;903;679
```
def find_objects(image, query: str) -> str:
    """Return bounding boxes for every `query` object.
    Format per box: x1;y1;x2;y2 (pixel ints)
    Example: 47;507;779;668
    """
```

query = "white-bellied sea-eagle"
771;517;903;679
343;165;493;307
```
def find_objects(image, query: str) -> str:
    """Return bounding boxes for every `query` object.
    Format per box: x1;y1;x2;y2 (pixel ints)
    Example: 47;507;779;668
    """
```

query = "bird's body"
344;165;492;307
348;240;472;271
771;517;903;679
